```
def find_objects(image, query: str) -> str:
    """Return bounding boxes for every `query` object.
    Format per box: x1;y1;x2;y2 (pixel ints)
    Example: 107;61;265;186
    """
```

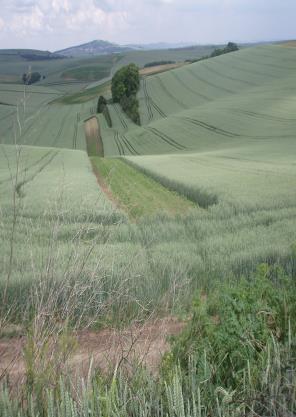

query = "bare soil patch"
140;63;186;77
84;116;104;156
0;317;185;385
280;40;296;47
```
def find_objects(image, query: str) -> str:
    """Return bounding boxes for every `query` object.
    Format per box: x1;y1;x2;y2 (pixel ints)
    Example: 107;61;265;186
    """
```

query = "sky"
0;0;295;51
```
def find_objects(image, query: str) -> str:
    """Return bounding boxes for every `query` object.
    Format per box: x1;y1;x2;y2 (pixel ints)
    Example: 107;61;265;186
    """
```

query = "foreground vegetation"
0;265;295;416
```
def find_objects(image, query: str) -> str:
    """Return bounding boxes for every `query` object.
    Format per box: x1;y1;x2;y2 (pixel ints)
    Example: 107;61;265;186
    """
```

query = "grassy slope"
100;45;296;210
1;43;296;322
91;157;194;218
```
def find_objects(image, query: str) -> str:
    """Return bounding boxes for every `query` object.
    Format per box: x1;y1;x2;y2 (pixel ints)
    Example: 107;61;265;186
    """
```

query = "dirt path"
0;317;185;385
84;116;104;156
90;157;122;210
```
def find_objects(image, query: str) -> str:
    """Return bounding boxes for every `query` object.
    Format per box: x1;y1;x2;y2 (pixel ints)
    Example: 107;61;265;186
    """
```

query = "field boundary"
123;158;218;208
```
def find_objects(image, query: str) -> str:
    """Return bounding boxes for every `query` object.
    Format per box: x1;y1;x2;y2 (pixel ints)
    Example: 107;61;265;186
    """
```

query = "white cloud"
0;0;295;49
0;17;5;30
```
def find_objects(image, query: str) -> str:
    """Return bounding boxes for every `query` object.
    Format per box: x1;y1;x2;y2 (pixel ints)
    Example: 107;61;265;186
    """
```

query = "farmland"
1;42;296;318
0;41;295;416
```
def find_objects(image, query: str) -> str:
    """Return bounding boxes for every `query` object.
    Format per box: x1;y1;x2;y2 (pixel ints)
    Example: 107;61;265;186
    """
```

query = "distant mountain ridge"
54;40;208;57
55;40;133;57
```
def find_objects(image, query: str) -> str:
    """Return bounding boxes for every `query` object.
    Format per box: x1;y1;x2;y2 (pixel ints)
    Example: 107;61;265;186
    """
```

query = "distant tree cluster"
20;53;64;61
111;64;140;125
210;42;239;57
186;42;239;64
22;71;43;85
144;60;176;68
97;95;112;127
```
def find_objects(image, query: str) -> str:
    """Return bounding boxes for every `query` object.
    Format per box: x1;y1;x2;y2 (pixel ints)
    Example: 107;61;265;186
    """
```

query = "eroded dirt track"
0;317;185;386
84;116;104;156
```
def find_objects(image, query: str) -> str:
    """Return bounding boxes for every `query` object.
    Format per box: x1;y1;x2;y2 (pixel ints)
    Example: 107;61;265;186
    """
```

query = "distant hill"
124;42;197;50
0;49;65;61
55;40;133;57
55;40;223;57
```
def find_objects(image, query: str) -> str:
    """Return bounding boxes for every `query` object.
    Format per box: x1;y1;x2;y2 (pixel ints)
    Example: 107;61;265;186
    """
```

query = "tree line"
186;42;239;63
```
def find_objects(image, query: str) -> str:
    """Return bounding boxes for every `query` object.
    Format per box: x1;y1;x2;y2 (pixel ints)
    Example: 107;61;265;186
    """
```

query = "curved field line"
170;70;211;101
142;78;153;122
230;54;295;72
145;126;186;150
53;117;67;146
0;110;16;122
113;104;128;129
154;76;188;109
0;89;58;95
113;131;124;155
150;98;167;118
15;150;59;197
183;116;296;140
31;117;53;146
143;78;167;118
232;109;296;123
201;62;257;87
216;57;275;79
182;117;239;138
73;124;78;149
187;68;235;94
120;134;139;155
0;149;55;187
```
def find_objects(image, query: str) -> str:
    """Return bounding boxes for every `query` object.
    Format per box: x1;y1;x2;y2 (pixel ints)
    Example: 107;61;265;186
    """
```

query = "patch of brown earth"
0;317;185;385
84;116;104;156
280;40;296;47
139;63;186;76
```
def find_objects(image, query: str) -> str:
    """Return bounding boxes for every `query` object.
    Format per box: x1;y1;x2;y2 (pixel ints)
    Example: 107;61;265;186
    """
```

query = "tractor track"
145;127;186;151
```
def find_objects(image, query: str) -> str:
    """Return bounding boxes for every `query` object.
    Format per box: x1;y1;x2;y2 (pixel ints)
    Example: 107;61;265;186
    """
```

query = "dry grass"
280;40;296;47
139;62;186;76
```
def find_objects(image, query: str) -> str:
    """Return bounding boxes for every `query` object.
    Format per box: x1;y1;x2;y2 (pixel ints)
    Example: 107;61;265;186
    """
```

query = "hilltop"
55;40;133;57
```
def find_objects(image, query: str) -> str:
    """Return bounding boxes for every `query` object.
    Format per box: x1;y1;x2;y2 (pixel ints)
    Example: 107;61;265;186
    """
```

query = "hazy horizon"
0;0;295;51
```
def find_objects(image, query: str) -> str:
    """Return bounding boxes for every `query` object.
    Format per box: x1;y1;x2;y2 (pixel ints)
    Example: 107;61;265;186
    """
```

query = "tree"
111;64;141;125
111;64;140;103
225;42;239;53
211;42;239;58
97;95;107;113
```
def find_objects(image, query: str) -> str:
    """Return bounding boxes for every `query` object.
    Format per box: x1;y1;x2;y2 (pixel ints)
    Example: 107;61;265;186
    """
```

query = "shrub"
120;94;140;125
97;95;107;113
165;263;296;388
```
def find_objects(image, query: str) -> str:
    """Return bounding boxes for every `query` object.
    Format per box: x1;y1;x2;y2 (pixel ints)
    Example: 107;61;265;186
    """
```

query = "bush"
97;95;107;113
165;263;296;388
120;94;140;125
102;105;112;127
22;71;42;85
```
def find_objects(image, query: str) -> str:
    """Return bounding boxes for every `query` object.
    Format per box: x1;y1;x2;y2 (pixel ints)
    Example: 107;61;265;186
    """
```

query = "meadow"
0;42;295;416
